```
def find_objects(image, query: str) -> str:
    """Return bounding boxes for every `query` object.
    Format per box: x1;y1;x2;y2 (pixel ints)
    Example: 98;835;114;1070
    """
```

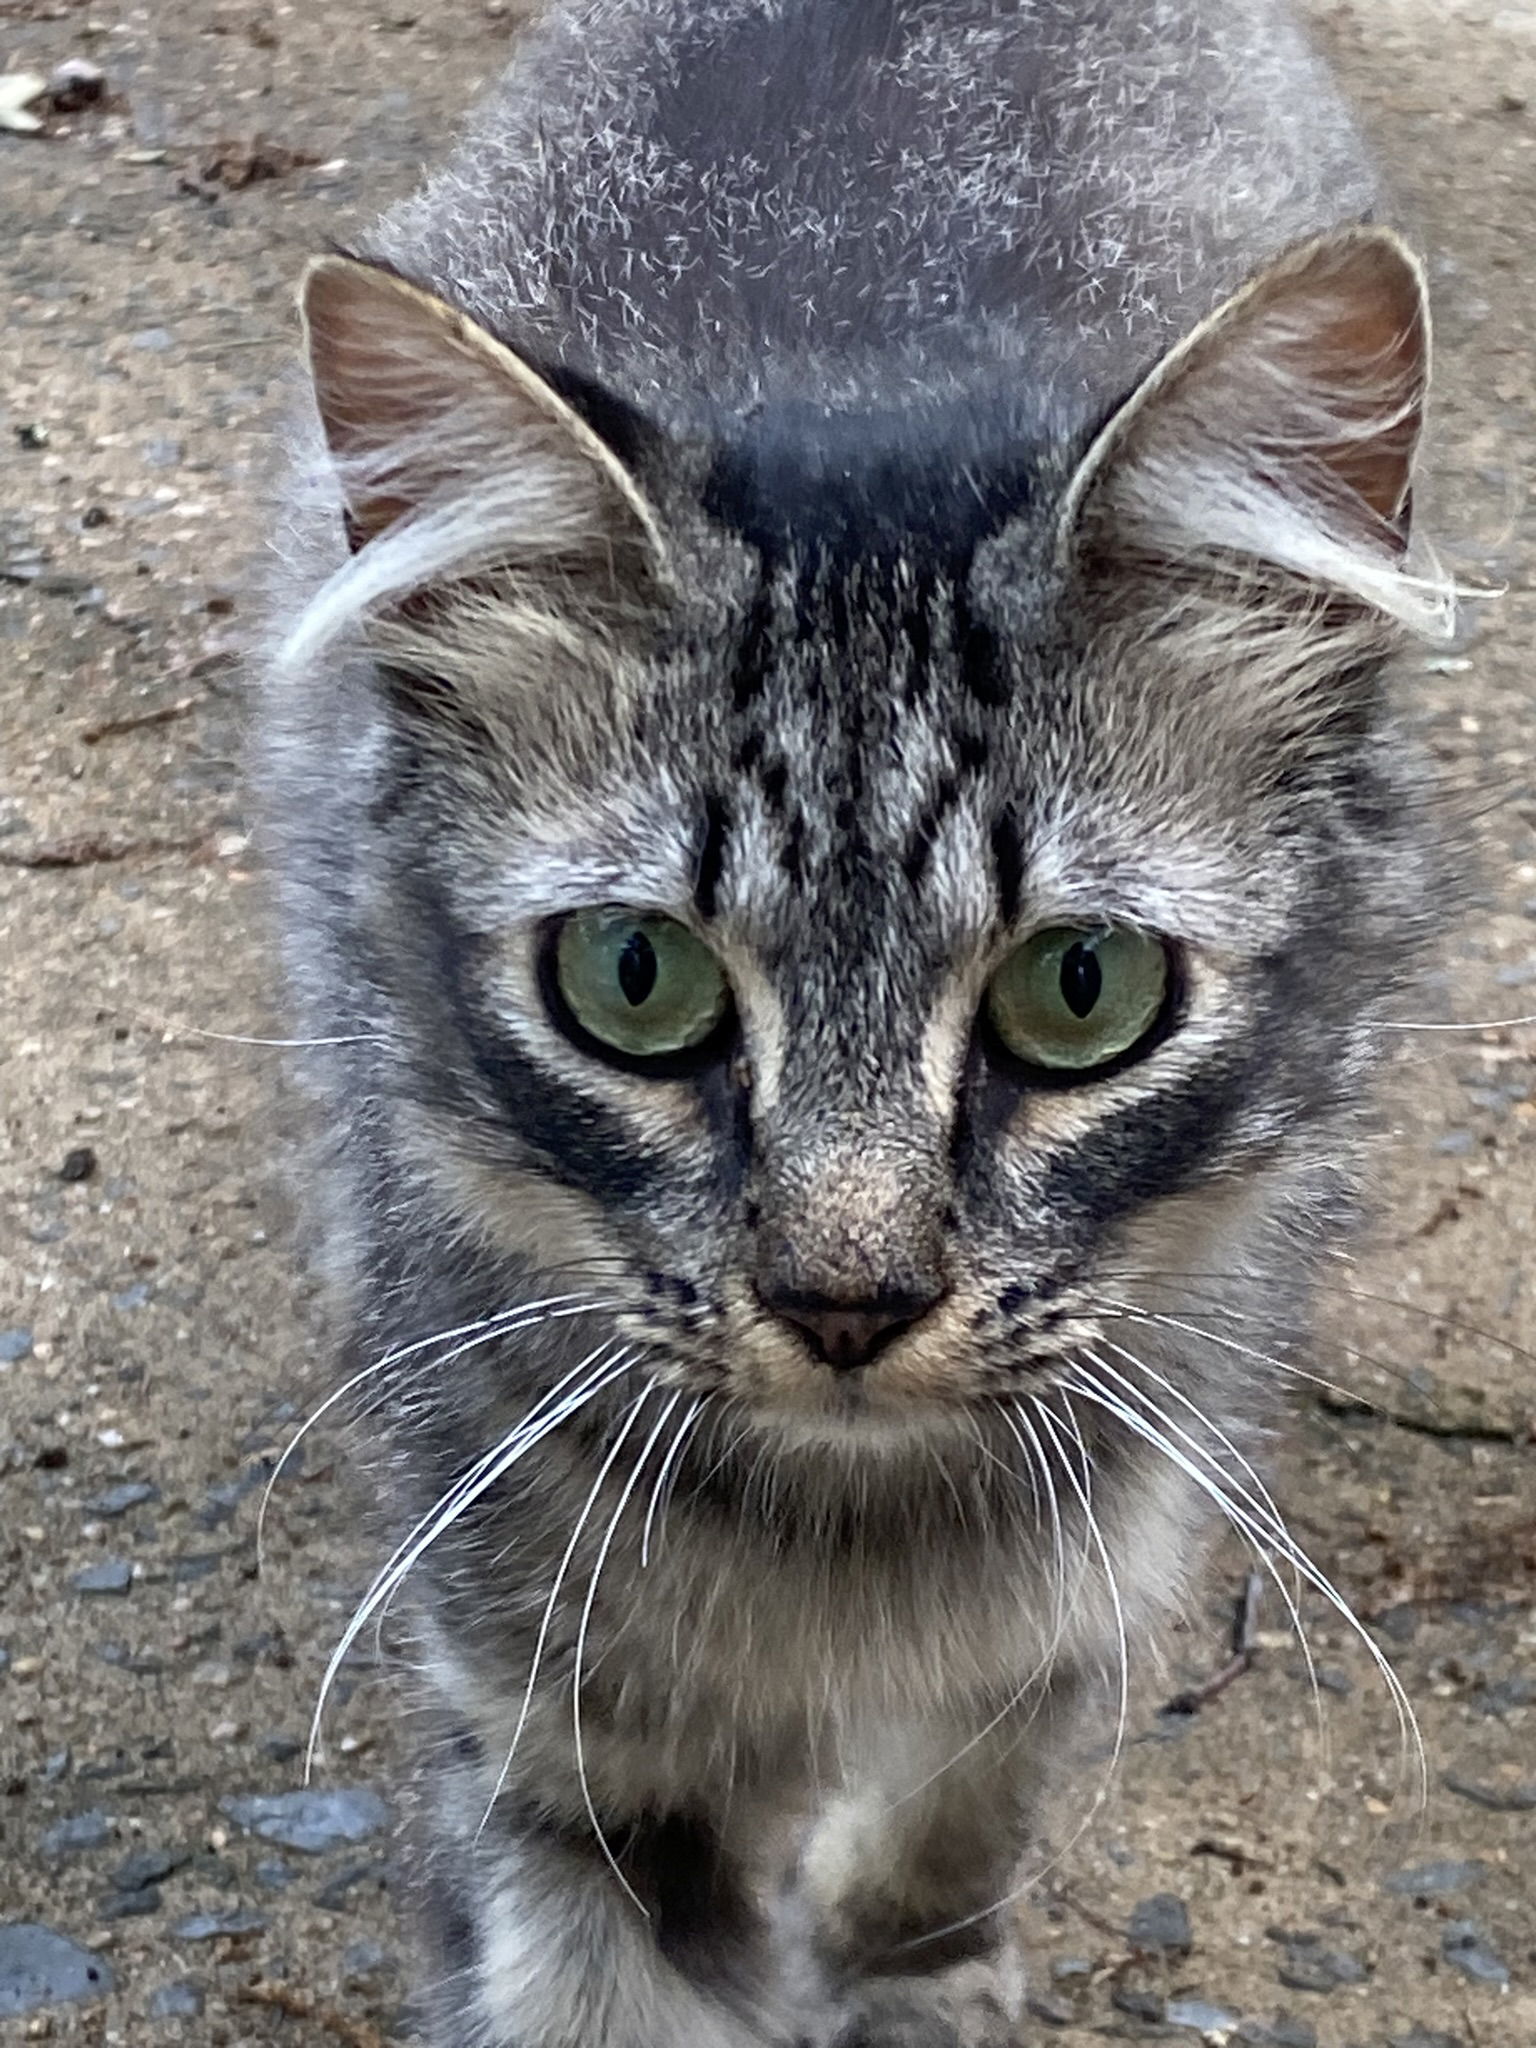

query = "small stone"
81;1483;157;1518
0;1328;34;1363
218;1786;390;1854
1238;2023;1317;2048
129;328;173;352
0;1924;116;2015
1128;1891;1193;1955
1275;1947;1367;1992
1167;1999;1239;2034
170;1908;266;1941
71;1559;132;1597
1499;88;1529;112
342;1938;390;1984
260;1734;303;1764
39;1811;112;1856
112;1847;188;1891
314;1860;389;1911
1440;1922;1510;1986
1477;1674;1536;1716
253;1857;295;1891
1443;1767;1536;1811
58;1147;96;1183
41;1751;70;1784
147;1979;205;2019
47;58;105;111
1111;1985;1166;2021
1381;1858;1487;1897
97;1886;162;1920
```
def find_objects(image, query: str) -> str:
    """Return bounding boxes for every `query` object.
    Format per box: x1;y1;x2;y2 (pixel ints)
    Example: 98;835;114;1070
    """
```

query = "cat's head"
282;229;1444;1445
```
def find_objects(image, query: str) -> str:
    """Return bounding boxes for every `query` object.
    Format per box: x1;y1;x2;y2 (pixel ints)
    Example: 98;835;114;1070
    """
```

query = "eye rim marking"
541;909;738;1079
981;923;1184;1089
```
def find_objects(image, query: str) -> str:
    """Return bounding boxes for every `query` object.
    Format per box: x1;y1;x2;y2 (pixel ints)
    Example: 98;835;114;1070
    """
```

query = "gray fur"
256;4;1448;2044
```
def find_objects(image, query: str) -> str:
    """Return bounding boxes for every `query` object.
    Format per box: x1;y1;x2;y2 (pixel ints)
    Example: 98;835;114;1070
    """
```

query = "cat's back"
372;0;1378;417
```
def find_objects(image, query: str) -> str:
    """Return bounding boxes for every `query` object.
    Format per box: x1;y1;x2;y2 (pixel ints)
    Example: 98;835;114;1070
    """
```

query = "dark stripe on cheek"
991;810;1024;924
955;591;1009;708
695;792;731;919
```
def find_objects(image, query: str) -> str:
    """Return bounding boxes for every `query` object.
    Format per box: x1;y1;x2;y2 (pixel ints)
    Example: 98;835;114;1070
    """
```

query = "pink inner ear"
1272;239;1427;527
302;258;473;547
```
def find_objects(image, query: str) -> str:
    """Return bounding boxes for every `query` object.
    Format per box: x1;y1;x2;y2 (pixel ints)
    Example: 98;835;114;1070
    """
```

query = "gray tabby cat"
258;1;1450;2042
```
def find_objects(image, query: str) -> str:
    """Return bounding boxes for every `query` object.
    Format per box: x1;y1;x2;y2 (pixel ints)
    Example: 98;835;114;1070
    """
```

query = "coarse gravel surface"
2;2;1535;2043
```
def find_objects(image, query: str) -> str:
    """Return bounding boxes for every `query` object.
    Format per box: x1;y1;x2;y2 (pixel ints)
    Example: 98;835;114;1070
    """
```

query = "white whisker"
573;1388;679;1911
306;1341;633;1777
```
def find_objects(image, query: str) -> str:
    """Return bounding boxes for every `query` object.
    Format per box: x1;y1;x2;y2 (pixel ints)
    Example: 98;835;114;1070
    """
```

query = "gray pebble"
1275;1946;1368;1993
83;1482;159;1518
260;1734;303;1764
314;1859;390;1911
141;436;183;468
129;327;173;352
71;1558;133;1597
1441;1921;1510;1986
110;1281;152;1311
1239;2023;1317;2048
97;1886;161;1920
219;1785;390;1854
113;1846;188;1891
253;1856;295;1891
1477;1674;1536;1716
1024;1990;1075;2026
1111;1984;1165;2021
1443;1768;1536;1811
1167;1999;1239;2033
1381;1858;1487;1897
171;1908;267;1940
1128;1891;1192;1954
147;1978;206;2019
0;1923;116;2016
1434;1131;1475;1156
342;1937;391;1984
41;1749;71;1784
0;1328;34;1363
40;1811;112;1856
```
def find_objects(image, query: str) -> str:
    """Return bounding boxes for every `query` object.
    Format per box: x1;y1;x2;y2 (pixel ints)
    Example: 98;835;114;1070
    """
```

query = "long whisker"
1065;1366;1425;1803
306;1341;633;1776
572;1388;680;1912
476;1373;651;1863
1079;1345;1325;1757
258;1293;616;1568
641;1395;708;1569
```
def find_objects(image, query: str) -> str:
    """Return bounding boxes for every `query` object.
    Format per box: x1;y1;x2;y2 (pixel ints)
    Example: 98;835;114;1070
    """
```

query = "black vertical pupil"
1059;941;1102;1019
617;930;658;1007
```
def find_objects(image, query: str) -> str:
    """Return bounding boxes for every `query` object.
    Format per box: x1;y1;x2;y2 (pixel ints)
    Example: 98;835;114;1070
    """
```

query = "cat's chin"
736;1386;991;1462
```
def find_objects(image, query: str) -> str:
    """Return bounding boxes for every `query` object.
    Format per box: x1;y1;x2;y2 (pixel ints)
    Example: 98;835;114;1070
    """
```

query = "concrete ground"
1;1;1534;2042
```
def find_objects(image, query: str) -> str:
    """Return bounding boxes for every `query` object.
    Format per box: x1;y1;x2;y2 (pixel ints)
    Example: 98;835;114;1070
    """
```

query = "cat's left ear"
1059;226;1432;615
300;254;664;565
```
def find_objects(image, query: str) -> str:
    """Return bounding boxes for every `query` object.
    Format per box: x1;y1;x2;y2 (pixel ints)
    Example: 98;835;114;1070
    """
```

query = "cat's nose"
756;1285;945;1370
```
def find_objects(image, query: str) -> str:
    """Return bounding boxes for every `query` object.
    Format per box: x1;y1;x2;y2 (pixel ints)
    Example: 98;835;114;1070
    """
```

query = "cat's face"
289;232;1440;1442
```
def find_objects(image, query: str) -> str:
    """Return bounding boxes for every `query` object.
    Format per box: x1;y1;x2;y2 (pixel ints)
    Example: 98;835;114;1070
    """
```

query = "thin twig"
0;832;210;869
1159;1571;1263;1717
81;693;202;743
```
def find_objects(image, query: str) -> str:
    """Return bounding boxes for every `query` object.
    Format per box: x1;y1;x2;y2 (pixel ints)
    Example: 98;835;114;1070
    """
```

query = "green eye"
986;925;1170;1075
551;909;730;1063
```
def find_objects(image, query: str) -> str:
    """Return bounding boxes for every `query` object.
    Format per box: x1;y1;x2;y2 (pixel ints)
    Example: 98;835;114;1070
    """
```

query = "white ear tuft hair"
275;258;663;681
1060;226;1452;638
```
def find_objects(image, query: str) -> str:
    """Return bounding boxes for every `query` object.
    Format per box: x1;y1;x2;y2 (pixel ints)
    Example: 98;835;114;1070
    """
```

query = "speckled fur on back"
257;4;1450;2044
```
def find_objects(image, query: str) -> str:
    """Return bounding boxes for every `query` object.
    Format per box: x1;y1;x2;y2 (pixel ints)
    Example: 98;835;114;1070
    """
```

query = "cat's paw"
831;1953;1025;2048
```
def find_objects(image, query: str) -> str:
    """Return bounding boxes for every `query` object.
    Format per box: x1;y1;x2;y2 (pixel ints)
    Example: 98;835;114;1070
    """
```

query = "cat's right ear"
1058;226;1443;632
299;255;663;566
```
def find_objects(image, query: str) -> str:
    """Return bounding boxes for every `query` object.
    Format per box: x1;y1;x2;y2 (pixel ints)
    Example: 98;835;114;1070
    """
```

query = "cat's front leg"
414;1794;796;2048
795;1697;1074;2048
